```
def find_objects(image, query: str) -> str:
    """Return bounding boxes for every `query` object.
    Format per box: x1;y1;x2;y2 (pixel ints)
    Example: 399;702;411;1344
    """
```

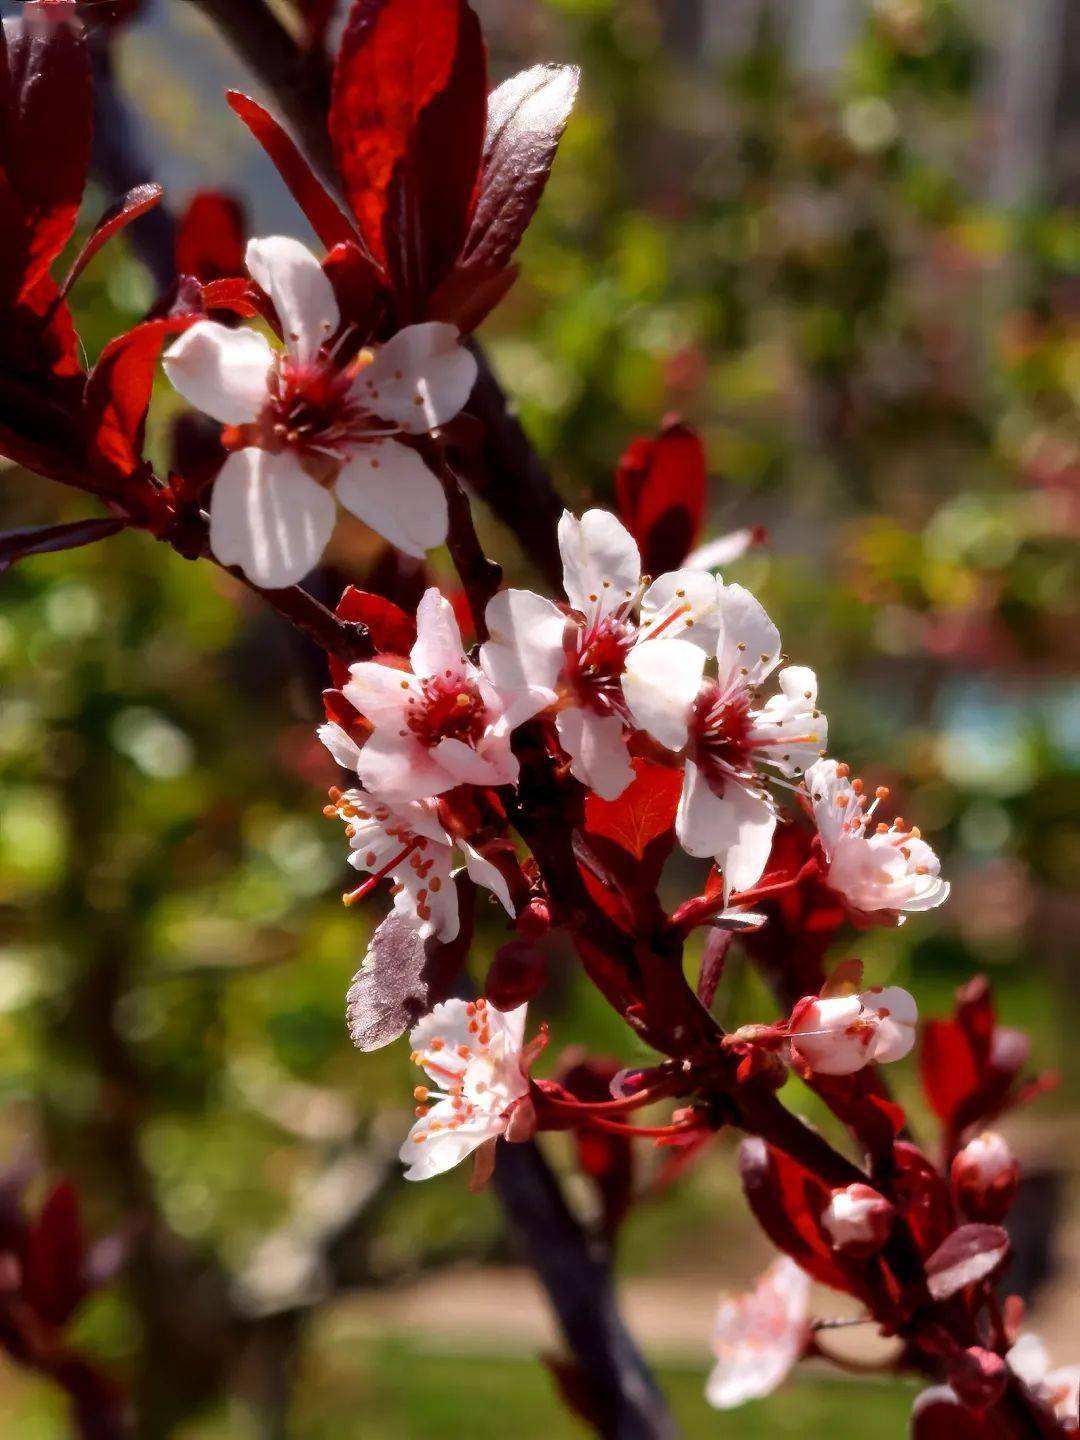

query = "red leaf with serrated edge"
584;758;682;861
462;64;579;274
22;1180;86;1328
738;1137;859;1295
60;183;163;300
925;1223;1009;1302
615;420;706;575
330;0;486;311
84;317;195;488
175;190;246;283
226;91;358;254
0;517;126;573
0;5;91;300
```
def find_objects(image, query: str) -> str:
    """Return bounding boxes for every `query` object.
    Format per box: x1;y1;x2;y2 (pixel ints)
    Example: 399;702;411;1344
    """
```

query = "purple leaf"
60;183;163;299
0;517;126;573
925;1223;1010;1301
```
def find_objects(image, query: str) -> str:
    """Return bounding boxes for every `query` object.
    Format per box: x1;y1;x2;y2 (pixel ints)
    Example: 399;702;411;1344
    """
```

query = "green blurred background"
0;0;1077;1433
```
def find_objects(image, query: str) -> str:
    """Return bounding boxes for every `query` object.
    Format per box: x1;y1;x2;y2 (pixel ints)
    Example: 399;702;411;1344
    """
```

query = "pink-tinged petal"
458;840;516;918
863;986;918;1064
751;666;826;779
623;637;704;751
639;570;722;649
432;735;518;788
677;764;776;897
343;661;417;724
411;588;469;680
410;999;475;1078
804;757;848;857
788;994;872;1076
317;720;363;772
358;322;478;434
715;583;781;691
163;321;272;425
487;1001;529;1054
334;440;449;559
557;509;641;620
400;1100;499;1181
480;589;565;702
555;708;633;801
245;235;339;362
706;1256;810;1410
355;729;448;803
208;448;335;589
685;526;758;571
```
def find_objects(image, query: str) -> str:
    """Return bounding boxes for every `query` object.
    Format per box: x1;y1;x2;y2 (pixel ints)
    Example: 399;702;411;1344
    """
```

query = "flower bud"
821;1183;894;1257
951;1132;1020;1223
484;940;549;1010
948;1345;1008;1413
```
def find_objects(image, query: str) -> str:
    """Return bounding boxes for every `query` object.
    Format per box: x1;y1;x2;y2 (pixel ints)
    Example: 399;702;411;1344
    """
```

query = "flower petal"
355;729;449;802
459;840;516;918
432;735;518;788
623;637;704;751
343;661;417;724
317;720;363;772
557;509;641;620
163;321;273;425
358;322;478;433
715;583;781;691
245;235;339;362
480;589;566;703
639;569;722;649
554;708;633;800
334;440;449;558
677;763;775;897
208;448;335;589
400;1100;498;1181
410;588;469;680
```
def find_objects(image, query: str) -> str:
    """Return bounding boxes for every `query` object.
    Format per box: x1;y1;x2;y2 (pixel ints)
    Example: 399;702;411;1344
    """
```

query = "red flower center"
689;682;754;790
407;675;487;749
565;616;636;716
261;355;374;462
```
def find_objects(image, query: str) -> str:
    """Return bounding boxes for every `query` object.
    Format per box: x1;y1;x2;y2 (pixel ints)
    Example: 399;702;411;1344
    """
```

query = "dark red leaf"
330;0;486;310
196;276;264;319
911;1386;1013;1440
738;1137;859;1294
0;517;126;573
327;585;415;687
22;1180;86;1328
428;259;518;334
0;5;92;298
583;757;682;861
616;421;707;575
346;876;474;1050
925;1224;1010;1302
84;316;195;486
462;64;579;273
174;189;246;283
322;240;387;335
921;1017;979;1126
226;90;358;253
60;183;163;300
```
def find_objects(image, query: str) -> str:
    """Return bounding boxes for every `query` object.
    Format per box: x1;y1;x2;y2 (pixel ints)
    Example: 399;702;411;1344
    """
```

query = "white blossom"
705;1256;811;1409
788;985;917;1076
1007;1335;1080;1429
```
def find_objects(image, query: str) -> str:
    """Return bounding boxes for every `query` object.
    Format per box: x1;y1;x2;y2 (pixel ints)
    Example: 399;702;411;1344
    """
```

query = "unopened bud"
515;897;551;942
949;1345;1008;1413
821;1182;894;1257
484;940;549;1010
951;1132;1020;1223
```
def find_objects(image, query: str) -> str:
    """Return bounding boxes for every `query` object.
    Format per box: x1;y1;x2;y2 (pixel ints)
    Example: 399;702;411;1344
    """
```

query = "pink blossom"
788;985;918;1076
821;1183;894;1256
402;998;531;1181
343;588;545;803
805;758;949;922
481;508;721;800
705;1256;811;1409
319;724;515;941
164;236;476;588
1007;1335;1080;1429
951;1132;1020;1222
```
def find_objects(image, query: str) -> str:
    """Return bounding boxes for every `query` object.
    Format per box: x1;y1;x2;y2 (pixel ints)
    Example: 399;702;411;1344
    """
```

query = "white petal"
459;840;516;918
432;735;518;788
804;758;848;856
334;440;449;559
343;661;417;725
555;708;633;800
355;729;450;802
163;321;273;425
410;588;468;679
677;764;775;897
358;322;478;433
400;1100;498;1181
639;570;722;649
715;583;781;691
480;589;566;703
208;448;335;589
317;720;363;772
557;509;641;620
863;986;918;1064
685;526;757;571
623;637;704;751
245;235;339;363
1008;1336;1051;1388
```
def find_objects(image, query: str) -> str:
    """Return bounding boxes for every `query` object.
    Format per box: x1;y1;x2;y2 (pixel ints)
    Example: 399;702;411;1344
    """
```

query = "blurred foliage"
0;0;1077;1432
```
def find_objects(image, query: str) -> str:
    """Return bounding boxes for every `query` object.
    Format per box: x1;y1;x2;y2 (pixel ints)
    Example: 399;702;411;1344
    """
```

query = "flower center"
565;616;636;715
407;674;487;749
689;681;755;790
260;354;382;463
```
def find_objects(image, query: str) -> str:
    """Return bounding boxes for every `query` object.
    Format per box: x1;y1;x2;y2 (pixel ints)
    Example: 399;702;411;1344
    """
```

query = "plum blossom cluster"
1;3;1073;1438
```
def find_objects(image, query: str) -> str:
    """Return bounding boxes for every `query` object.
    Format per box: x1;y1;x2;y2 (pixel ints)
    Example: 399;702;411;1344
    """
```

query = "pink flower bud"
951;1132;1020;1223
949;1345;1008;1413
787;985;917;1076
821;1183;894;1257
